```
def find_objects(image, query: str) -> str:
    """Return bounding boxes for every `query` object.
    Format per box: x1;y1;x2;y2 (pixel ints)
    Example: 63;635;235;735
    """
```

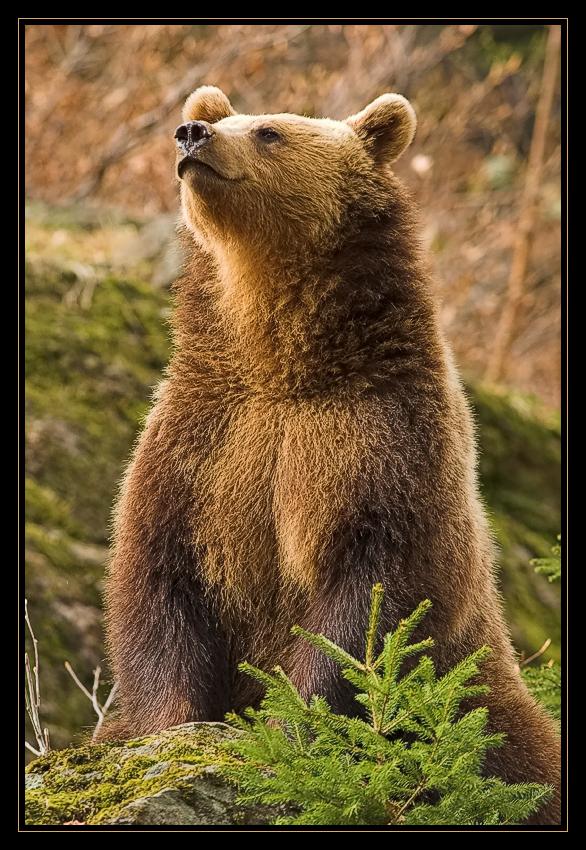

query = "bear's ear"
346;94;416;165
182;85;236;124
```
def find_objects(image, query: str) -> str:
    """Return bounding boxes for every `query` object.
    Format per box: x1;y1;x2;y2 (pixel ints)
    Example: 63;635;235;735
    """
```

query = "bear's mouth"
177;155;231;182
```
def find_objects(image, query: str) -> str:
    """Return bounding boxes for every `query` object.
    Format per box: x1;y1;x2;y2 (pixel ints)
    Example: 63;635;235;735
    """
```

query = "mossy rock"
25;722;279;826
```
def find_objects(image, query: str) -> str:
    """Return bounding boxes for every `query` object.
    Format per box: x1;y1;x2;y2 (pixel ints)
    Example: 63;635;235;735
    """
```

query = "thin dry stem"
518;638;552;669
24;599;50;756
64;660;118;741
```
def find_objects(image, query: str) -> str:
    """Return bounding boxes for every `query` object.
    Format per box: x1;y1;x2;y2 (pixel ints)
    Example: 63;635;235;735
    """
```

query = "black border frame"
17;16;571;833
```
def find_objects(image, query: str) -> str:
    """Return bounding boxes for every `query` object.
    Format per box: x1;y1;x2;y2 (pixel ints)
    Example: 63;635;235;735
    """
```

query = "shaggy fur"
100;87;561;824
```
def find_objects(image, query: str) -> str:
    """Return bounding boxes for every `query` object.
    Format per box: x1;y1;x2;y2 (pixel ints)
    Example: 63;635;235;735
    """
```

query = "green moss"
25;263;169;534
25;250;171;750
25;725;242;826
470;383;561;660
25;479;80;535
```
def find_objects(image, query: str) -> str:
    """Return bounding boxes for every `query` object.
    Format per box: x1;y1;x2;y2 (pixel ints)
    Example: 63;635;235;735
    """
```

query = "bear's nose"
174;121;213;148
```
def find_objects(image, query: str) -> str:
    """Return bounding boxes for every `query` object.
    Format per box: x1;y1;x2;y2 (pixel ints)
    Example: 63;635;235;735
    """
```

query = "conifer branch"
365;582;384;669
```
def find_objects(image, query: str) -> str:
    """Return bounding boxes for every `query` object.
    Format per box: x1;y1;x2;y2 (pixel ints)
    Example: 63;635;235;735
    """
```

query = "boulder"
25;722;280;826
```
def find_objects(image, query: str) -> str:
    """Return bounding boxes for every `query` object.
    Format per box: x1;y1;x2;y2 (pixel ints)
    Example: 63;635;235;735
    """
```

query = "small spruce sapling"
530;535;561;583
223;585;551;826
521;663;560;725
521;536;562;725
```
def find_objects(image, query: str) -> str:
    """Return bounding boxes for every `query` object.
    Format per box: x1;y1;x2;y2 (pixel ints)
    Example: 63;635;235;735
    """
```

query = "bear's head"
175;85;416;260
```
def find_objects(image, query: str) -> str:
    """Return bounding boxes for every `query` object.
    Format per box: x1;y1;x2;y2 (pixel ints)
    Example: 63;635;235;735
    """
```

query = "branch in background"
518;638;552;670
24;599;51;757
324;25;478;119
484;24;561;383
70;25;310;202
64;661;118;741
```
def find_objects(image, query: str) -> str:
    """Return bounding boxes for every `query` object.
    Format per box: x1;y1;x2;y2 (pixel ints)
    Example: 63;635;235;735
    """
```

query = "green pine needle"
531;535;562;582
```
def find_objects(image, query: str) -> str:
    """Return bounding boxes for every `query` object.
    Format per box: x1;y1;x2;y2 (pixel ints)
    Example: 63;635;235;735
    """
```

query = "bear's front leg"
283;519;397;716
98;415;232;741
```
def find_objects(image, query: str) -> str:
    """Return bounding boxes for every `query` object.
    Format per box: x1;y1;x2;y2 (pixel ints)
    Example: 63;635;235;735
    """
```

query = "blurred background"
24;23;562;750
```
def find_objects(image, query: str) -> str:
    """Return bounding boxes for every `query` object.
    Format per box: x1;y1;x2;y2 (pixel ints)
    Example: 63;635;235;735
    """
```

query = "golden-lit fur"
101;87;560;824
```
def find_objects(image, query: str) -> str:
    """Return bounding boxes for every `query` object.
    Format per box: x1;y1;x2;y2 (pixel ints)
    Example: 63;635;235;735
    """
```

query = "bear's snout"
174;120;213;155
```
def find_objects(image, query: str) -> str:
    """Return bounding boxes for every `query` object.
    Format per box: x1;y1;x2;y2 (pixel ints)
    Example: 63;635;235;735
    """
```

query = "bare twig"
518;638;552;669
324;24;478;117
93;678;120;739
71;26;310;201
485;24;561;382
64;661;118;741
101;679;119;715
24;599;51;756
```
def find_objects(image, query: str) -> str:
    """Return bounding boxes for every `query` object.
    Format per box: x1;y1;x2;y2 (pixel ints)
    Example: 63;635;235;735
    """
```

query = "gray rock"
151;239;184;289
25;774;44;790
25;721;286;826
143;760;170;779
110;214;176;267
106;788;209;826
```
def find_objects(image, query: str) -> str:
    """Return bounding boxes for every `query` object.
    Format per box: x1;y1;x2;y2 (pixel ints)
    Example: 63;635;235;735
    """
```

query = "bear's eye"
256;127;281;143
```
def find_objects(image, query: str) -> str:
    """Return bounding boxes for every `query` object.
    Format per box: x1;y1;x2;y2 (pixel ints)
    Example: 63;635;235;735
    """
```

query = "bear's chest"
191;398;285;601
188;393;384;609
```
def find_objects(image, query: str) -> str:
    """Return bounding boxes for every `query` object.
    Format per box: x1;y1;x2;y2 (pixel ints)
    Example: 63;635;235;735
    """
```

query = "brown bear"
100;86;561;824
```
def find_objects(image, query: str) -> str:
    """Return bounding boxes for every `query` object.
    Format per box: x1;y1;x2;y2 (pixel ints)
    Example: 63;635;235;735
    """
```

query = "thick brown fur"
100;87;560;824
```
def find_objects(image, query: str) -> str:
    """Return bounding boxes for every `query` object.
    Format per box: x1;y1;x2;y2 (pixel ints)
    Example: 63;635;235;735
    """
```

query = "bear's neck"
174;198;447;399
